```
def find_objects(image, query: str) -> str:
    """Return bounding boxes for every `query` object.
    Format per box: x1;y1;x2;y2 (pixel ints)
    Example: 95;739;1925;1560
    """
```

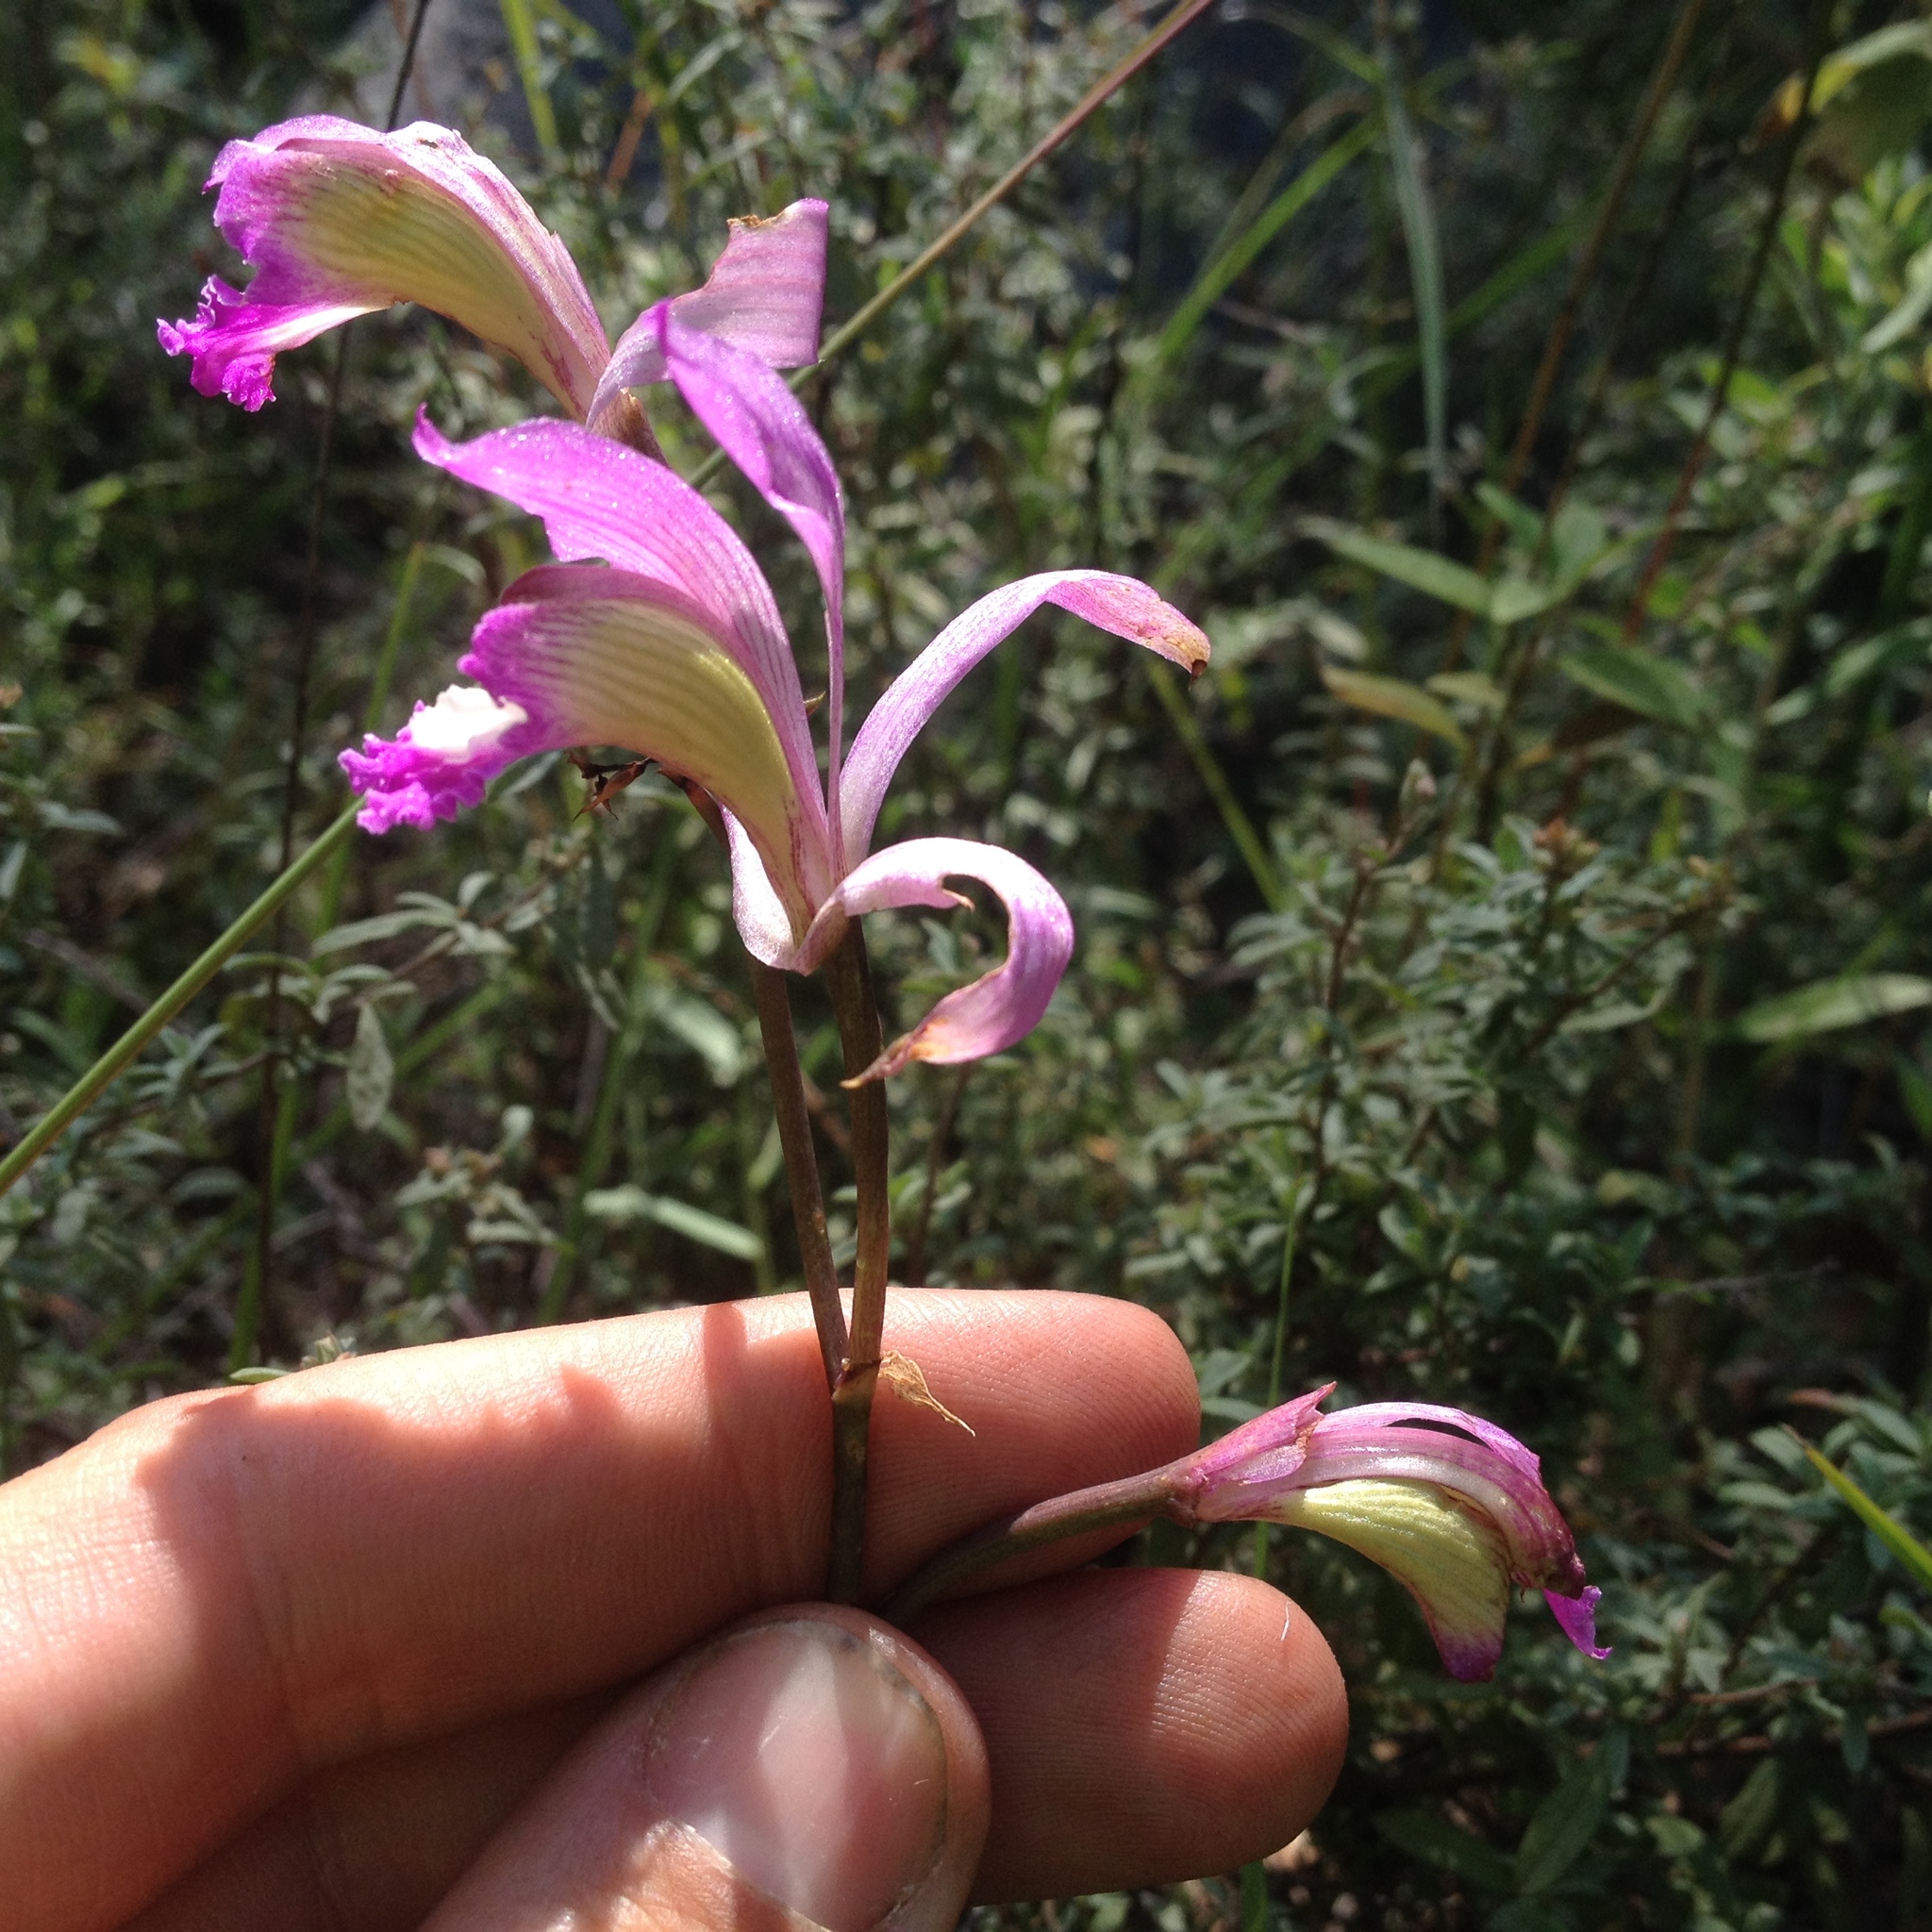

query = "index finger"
0;1289;1197;1932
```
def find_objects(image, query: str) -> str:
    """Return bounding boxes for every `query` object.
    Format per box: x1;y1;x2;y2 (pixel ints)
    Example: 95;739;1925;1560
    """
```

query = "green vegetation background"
5;0;1932;1923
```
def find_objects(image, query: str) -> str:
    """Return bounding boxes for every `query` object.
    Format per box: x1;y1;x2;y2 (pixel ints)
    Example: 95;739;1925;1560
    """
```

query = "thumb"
423;1605;991;1932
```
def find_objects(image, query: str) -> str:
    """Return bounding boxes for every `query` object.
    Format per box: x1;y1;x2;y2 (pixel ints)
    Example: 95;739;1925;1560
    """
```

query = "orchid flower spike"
157;116;827;442
1175;1388;1609;1682
341;315;1209;1078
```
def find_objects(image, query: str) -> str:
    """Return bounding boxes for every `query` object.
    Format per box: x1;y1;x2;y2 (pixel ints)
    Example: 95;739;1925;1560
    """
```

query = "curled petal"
589;197;829;420
1181;1384;1336;1495
157;278;370;410
647;314;848;804
841;572;1212;862
413;412;827;889
1264;1478;1513;1682
1278;1424;1588;1599
800;838;1074;1080
1334;1400;1545;1484
159;117;608;415
1178;1388;1607;1679
1544;1585;1610;1660
343;566;819;931
339;685;541;832
723;808;803;968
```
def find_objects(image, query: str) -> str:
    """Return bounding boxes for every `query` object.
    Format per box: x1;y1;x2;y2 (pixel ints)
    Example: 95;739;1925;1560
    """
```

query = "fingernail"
643;1618;950;1932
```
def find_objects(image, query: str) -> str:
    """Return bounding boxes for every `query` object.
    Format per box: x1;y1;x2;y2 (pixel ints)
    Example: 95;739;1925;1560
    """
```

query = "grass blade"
0;803;361;1201
1791;1431;1932;1592
1378;43;1448;523
1158;118;1374;365
498;0;561;164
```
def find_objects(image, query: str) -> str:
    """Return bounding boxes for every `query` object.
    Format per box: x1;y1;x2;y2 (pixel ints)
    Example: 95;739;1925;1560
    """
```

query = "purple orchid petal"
1285;1424;1587;1598
1184;1384;1336;1493
589;197;829;421
343;565;823;930
1544;1584;1611;1660
724;808;806;968
339;685;547;832
798;837;1074;1079
1328;1400;1545;1483
652;313;849;822
413;412;827;891
840;572;1212;862
1175;1387;1605;1680
157;279;372;410
158;117;608;416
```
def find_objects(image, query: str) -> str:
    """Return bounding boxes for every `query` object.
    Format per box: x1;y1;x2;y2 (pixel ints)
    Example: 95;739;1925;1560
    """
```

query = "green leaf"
1736;973;1932;1043
1474;483;1543;550
344;1004;394;1133
1557;645;1705;730
1158;120;1376;364
1717;1759;1781;1861
1307;519;1493;616
580;1185;763;1261
1321;664;1466;748
497;0;561;162
1374;1809;1515;1892
1514;1743;1615;1894
1792;1432;1932;1592
1490;575;1573;625
1380;50;1447;503
1894;1054;1932;1137
1428;671;1507;712
312;908;449;956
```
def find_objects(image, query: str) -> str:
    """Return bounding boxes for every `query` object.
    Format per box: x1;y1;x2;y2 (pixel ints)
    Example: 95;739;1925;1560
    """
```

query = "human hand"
0;1290;1347;1930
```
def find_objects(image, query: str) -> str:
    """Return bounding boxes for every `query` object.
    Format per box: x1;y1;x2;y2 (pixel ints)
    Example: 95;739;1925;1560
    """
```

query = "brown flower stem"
674;780;846;1389
885;1463;1191;1624
823;924;891;1605
748;958;846;1392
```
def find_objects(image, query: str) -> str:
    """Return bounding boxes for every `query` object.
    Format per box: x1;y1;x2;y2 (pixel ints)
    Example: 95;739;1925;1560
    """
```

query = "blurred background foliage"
5;0;1932;1923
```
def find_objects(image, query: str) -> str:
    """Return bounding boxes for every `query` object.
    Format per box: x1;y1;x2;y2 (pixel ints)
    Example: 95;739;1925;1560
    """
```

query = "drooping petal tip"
162;116;608;417
157;277;368;410
1544;1584;1610;1660
810;838;1075;1082
590;195;831;423
338;685;535;833
1182;1388;1605;1680
840;571;1212;863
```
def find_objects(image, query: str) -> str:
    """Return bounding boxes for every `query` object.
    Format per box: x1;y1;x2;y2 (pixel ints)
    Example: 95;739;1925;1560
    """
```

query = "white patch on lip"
404;685;528;759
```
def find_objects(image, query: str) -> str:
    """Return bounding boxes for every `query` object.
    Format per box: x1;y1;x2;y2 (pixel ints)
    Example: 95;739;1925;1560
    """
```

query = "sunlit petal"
589;197;829;421
799;837;1074;1080
158;117;608;415
1264;1478;1513;1683
1179;1389;1606;1681
653;314;849;809
339;685;539;833
841;571;1211;861
413;412;828;887
342;566;818;930
724;808;806;968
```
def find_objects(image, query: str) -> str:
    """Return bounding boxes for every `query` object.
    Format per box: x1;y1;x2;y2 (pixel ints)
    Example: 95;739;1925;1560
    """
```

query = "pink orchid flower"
157;115;827;437
1175;1387;1609;1682
340;313;1209;1079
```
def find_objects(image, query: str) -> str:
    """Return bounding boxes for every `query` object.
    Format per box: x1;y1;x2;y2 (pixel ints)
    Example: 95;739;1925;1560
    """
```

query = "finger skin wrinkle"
1;1291;1202;1932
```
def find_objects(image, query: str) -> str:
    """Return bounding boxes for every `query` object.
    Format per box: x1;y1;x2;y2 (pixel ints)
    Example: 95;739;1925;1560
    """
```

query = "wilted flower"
341;311;1209;1078
158;115;826;441
1175;1387;1608;1681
